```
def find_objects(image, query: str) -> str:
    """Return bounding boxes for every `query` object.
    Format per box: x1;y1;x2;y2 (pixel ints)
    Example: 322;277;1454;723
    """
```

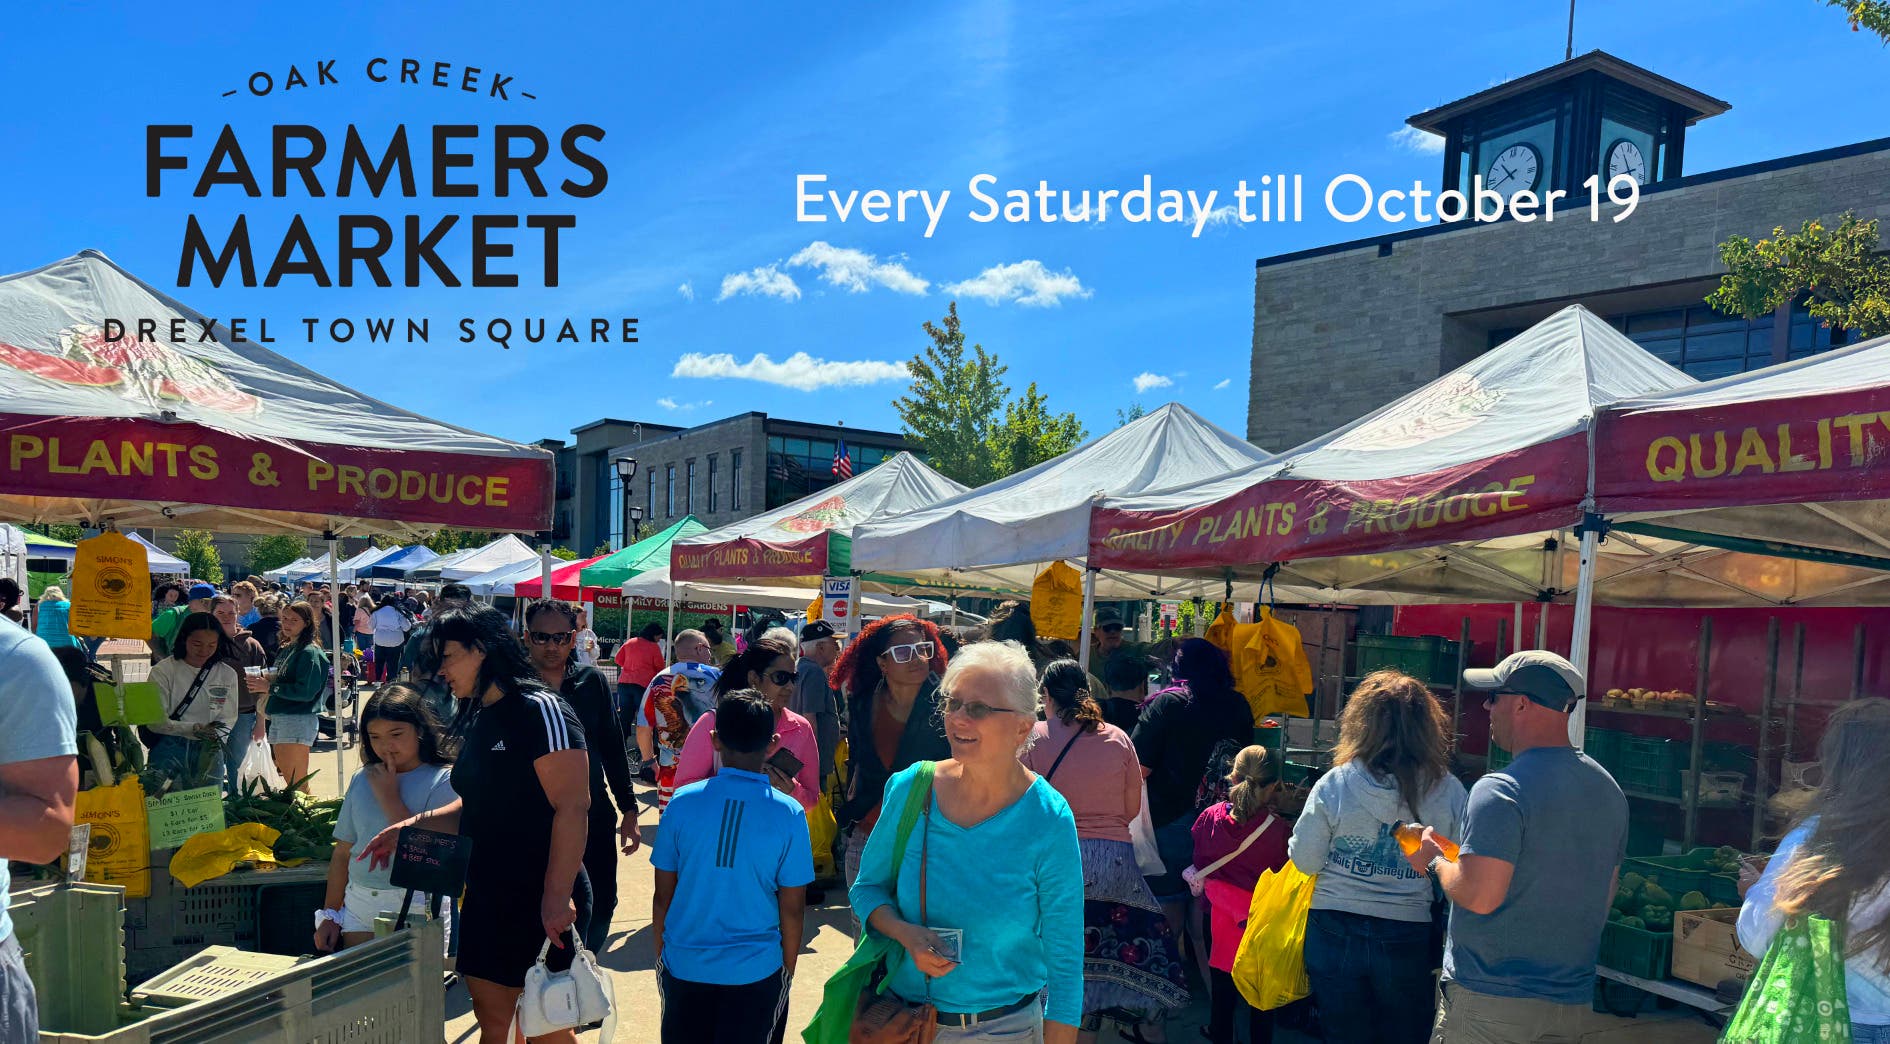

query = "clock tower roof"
1406;49;1729;136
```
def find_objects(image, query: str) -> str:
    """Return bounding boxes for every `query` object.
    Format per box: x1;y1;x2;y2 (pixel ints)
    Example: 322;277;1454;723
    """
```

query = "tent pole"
1078;567;1097;671
666;578;676;652
1568;523;1600;746
327;534;343;790
539;544;555;612
1513;603;1523;654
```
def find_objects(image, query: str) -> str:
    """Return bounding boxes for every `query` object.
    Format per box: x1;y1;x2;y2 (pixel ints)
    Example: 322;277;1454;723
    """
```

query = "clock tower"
1407;51;1728;198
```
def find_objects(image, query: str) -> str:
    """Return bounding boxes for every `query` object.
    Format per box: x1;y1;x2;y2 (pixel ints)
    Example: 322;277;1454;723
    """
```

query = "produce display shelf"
1590;704;1753;722
1621;788;1742;810
1594;966;1733;1015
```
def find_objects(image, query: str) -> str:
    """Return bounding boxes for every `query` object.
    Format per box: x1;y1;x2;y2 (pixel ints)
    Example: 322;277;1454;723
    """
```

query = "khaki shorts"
1432;982;1586;1044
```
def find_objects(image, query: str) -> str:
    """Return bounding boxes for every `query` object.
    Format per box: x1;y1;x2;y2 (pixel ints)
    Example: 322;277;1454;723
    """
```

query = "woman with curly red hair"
829;614;951;886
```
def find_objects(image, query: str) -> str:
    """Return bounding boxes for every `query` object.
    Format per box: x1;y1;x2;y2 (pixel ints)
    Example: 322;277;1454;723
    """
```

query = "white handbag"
513;937;617;1040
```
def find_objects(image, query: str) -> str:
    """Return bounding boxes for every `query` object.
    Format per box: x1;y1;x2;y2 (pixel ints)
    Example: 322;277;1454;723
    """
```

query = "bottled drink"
1392;821;1461;862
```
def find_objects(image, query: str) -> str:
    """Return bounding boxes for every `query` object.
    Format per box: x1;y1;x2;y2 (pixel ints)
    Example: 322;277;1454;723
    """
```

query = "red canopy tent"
512;553;611;602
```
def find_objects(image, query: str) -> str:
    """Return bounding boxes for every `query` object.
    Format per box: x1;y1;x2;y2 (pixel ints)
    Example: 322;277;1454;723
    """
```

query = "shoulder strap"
887;761;935;875
170;662;216;720
1043;728;1085;783
1196;812;1276;881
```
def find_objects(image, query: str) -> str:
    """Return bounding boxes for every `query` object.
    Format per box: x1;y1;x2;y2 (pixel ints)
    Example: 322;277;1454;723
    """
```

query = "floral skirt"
1081;837;1191;1020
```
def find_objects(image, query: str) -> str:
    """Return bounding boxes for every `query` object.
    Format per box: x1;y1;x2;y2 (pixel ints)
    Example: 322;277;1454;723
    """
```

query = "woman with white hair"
849;640;1084;1043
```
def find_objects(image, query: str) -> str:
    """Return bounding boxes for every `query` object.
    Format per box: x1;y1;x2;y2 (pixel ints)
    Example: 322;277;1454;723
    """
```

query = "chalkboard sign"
389;826;471;897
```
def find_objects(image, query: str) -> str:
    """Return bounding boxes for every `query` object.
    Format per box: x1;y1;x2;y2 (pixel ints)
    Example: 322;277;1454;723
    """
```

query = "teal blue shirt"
0;619;78;940
849;763;1084;1025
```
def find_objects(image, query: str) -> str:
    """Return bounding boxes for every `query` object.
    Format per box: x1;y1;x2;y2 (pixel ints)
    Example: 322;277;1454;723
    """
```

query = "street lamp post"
627;505;644;544
613;456;639;551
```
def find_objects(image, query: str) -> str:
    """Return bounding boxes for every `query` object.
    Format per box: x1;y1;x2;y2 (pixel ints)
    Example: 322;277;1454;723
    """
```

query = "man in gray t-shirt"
1404;650;1627;1043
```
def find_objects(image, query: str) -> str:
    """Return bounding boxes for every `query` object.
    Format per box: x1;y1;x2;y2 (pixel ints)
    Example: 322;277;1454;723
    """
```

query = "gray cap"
1464;650;1584;713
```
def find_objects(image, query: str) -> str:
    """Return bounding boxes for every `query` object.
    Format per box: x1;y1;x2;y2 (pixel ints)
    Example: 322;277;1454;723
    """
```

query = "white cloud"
1389;126;1444;155
1199;204;1244;229
717;264;801;302
656;396;713;411
943;260;1092;307
1133;372;1174;394
787;241;929;296
677;282;695;301
1213;378;1232;390
672;351;910;392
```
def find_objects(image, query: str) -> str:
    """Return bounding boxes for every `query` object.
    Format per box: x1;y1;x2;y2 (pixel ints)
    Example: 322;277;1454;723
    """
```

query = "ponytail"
1041;659;1104;734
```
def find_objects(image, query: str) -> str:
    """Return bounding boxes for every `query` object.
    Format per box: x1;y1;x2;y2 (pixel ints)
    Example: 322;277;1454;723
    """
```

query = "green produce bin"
1597;918;1672;979
1355;634;1466;686
1625;847;1741;904
1615;735;1680;798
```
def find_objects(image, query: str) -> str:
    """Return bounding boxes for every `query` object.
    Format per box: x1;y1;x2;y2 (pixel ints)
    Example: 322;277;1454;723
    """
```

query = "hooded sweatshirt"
1287;760;1468;923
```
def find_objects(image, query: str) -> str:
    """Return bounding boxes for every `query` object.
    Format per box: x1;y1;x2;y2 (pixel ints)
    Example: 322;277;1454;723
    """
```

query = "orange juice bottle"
1392;821;1461;863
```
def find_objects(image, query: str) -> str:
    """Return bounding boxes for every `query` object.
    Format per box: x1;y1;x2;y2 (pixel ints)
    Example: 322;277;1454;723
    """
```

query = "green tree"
172;530;223;584
243;534;307;576
25;523;85;544
1822;1;1890;40
590;543;614;557
1116;403;1148;428
549;547;579;561
894;302;1087;485
371;533;404;550
1708;213;1890;338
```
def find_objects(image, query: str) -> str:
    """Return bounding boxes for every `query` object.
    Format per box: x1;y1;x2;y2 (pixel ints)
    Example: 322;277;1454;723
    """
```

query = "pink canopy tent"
512;552;612;602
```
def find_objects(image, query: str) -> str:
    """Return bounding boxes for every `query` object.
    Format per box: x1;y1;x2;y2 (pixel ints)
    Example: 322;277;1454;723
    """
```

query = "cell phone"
928;928;963;964
767;747;804;778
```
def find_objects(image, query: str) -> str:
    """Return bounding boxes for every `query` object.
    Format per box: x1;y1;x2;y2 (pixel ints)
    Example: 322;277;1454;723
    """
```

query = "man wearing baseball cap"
792;620;842;784
149;582;217;661
1404;650;1626;1043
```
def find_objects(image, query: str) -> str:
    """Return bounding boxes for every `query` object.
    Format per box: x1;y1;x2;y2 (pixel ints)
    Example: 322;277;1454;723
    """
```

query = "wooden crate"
1672;907;1756;989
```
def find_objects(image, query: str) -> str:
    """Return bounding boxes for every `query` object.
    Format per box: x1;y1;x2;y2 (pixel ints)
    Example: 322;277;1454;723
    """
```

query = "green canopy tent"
579;515;708;590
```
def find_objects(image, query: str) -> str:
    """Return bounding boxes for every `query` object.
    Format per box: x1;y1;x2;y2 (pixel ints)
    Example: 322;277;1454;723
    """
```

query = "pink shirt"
672;705;821;811
1020;717;1140;844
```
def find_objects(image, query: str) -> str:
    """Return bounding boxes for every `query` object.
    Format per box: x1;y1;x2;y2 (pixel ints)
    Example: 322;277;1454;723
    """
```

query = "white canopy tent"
623;564;968;619
332;544;397;582
0;525;26;594
411;534;538;582
461;554;559;597
127;532;188;574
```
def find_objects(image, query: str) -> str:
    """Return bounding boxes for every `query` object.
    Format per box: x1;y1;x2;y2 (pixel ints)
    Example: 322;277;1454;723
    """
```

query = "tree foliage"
590;543;614;558
1116;403;1148;428
25;523;85;544
1708;213;1890;338
172;530;223;584
243;534;307;576
894;302;1087;486
549;546;580;561
1822;0;1890;40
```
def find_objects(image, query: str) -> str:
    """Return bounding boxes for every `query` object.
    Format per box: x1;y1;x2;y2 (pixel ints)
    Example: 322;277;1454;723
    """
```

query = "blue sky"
3;1;1888;450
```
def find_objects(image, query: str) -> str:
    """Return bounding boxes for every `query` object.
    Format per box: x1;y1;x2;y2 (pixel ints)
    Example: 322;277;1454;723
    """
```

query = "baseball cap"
1094;606;1124;630
800;620;837;642
187;583;217;601
1464;650;1585;712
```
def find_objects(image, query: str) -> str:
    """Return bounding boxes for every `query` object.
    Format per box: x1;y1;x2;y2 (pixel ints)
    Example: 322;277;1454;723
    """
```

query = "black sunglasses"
528;630;574;646
760;669;796;686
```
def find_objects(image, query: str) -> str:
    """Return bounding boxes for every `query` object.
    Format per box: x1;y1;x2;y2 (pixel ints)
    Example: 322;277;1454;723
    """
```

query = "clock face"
1485;143;1541;194
1607;139;1648;185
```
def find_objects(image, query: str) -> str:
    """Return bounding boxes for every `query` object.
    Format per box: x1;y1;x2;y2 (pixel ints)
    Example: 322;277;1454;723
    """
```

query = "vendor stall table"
1596;965;1733;1017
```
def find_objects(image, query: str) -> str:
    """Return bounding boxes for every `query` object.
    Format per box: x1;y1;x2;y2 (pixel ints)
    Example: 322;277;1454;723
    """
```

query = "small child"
1192;745;1288;1044
652;688;814;1044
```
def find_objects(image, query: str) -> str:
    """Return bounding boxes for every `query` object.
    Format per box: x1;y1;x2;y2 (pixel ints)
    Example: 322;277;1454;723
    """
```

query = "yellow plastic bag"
168;823;281;888
1030;561;1084;640
808;791;838;879
75;776;150;898
1232;861;1316;1010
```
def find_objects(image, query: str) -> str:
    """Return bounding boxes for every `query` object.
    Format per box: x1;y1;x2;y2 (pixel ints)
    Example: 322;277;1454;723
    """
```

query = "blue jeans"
223;712;258;791
149;735;228;790
1303;908;1435;1044
0;935;36;1040
1856;1024;1890;1044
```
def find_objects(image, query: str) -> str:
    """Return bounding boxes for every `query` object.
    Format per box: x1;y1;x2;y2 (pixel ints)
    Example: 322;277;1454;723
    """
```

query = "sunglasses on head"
941;695;1024;721
881;640;935;664
528;630;574;646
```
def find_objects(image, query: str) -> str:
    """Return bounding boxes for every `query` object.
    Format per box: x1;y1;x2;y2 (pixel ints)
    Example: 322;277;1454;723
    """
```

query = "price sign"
67;824;92;882
146;786;225;850
390;826;471;898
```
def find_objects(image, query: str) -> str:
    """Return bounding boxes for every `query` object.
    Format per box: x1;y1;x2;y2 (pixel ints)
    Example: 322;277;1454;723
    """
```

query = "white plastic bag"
238;738;286;790
1130;780;1166;877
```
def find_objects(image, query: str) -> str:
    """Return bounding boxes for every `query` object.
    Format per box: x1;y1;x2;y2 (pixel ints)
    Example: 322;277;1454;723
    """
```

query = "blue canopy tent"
360;545;440;580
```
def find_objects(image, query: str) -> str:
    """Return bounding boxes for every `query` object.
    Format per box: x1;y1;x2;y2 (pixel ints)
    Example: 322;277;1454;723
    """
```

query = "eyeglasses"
1483;690;1521;709
528;630;574;646
762;669;796;686
881;641;935;664
940;695;1026;721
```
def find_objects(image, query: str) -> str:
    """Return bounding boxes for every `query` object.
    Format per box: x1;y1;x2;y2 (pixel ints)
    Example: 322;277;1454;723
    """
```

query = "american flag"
832;438;853;478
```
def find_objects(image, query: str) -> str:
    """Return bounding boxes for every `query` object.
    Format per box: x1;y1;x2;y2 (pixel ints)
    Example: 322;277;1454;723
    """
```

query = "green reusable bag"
1721;914;1851;1044
802;761;936;1044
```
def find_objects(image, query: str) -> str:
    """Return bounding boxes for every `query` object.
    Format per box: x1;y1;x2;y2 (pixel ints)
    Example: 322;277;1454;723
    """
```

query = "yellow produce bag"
74;776;151;898
1232;862;1316;1010
68;531;152;640
169;823;281;888
1030;561;1084;640
807;791;838;879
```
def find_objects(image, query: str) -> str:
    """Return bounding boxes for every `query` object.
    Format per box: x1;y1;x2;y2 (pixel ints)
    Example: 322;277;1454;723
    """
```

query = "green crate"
1583;727;1624;772
1625;847;1735;902
1598;918;1672;979
1625;803;1669;857
9;883;129;1036
1355;634;1464;685
1487;744;1513;773
1615;735;1680;798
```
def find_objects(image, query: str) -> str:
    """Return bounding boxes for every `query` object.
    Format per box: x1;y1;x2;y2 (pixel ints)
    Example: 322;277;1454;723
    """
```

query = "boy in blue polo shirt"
653;688;814;1044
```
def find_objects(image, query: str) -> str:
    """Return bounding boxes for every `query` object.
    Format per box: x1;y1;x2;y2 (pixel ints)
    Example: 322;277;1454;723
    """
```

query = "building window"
685;461;696;514
606;466;624;551
764;433;903;506
1489;299;1855;382
708;455;719;514
646;471;656;526
665;465;676;517
731;450;743;511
